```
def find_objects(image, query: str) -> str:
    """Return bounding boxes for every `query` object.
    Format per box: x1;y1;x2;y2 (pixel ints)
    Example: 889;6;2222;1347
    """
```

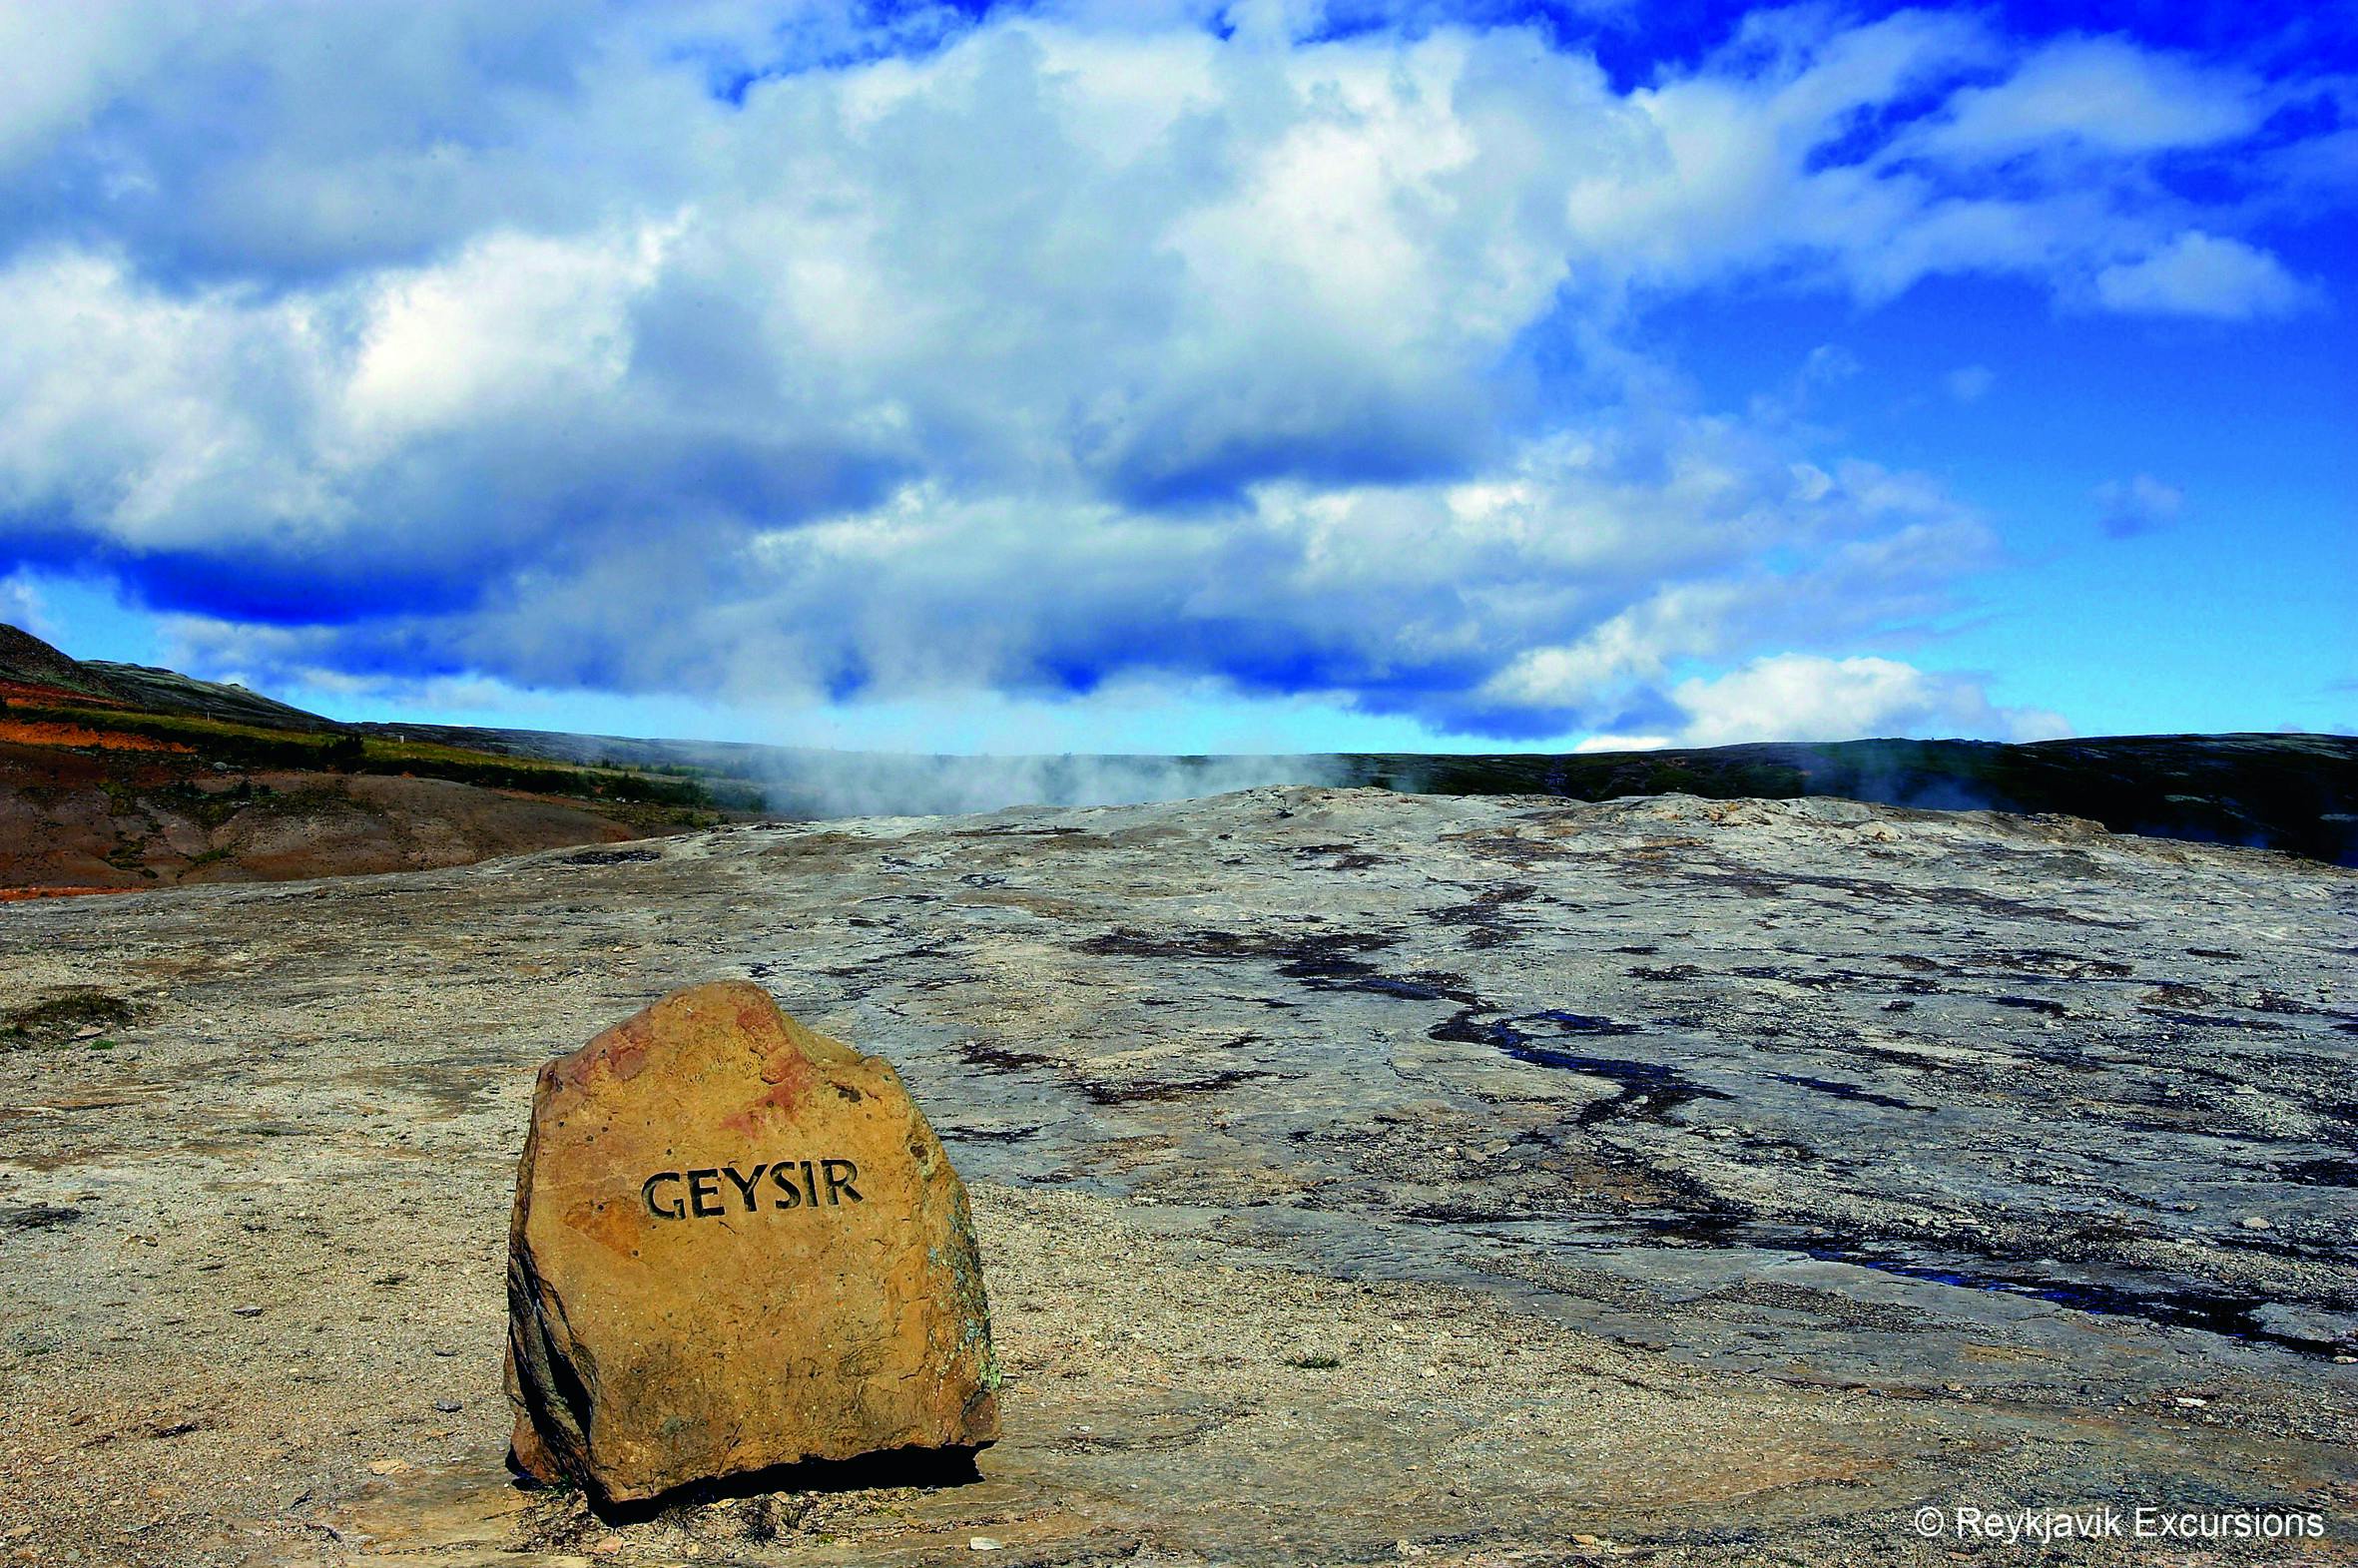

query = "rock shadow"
511;1442;988;1523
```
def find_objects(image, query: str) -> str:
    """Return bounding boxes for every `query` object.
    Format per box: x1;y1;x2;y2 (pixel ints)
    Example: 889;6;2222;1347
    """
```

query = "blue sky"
0;0;2350;754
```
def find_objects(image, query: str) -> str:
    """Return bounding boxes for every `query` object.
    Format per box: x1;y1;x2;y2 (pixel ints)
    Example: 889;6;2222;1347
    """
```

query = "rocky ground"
0;787;2352;1565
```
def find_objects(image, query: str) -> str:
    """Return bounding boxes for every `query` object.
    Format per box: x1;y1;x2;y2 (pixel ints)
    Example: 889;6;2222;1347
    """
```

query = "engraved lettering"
721;1163;768;1212
643;1171;685;1220
645;1158;866;1219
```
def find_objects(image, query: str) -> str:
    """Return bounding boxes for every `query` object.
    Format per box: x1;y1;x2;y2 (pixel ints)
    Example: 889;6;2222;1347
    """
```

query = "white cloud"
343;224;674;444
0;573;51;640
2092;474;2184;538
1918;36;2265;159
2092;233;2313;319
1945;364;1995;403
1670;655;2070;746
0;5;2332;740
0;7;187;178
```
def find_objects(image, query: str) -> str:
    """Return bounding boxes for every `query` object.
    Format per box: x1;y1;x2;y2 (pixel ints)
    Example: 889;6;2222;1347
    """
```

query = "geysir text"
643;1159;862;1219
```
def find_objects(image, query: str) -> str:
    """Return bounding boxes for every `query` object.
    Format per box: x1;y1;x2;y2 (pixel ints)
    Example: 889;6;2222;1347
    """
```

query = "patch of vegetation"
271;782;369;818
13;701;347;765
0;988;147;1048
10;700;743;810
104;831;156;871
1286;1352;1345;1369
350;734;722;805
194;788;253;829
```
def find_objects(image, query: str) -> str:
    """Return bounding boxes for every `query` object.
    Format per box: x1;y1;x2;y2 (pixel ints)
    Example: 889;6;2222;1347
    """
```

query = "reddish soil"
0;718;192;752
0;740;675;892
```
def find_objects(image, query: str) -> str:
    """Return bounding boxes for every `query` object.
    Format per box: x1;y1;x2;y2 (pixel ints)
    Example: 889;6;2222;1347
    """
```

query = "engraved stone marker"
504;981;999;1502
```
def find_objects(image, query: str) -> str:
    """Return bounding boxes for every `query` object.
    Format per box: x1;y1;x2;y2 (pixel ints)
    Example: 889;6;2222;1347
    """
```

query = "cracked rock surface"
0;786;2351;1564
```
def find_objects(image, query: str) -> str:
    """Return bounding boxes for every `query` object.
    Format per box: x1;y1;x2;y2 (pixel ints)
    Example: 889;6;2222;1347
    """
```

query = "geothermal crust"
0;787;2351;1564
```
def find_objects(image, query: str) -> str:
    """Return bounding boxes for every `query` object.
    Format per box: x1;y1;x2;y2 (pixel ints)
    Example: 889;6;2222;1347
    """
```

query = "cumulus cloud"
0;3;2338;742
1572;733;1670;754
2092;474;2185;539
0;573;51;642
1915;35;2265;159
1669;656;2070;747
1944;365;1995;403
2091;232;2314;319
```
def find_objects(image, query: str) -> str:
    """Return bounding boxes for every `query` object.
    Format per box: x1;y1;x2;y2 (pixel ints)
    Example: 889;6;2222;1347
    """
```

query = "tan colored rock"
504;981;998;1502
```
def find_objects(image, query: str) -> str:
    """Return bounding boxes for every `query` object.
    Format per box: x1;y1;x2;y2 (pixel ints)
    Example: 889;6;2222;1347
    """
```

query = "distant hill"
1359;735;2358;867
0;622;341;731
0;624;748;895
0;622;106;696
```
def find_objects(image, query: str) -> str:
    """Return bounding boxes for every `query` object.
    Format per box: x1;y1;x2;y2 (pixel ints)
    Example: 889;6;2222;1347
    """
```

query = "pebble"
432;1399;460;1413
2239;1216;2271;1231
231;1306;262;1317
968;1538;1004;1552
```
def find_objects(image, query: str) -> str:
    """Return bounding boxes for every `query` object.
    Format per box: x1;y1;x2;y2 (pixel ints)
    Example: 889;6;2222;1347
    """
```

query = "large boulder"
504;981;999;1502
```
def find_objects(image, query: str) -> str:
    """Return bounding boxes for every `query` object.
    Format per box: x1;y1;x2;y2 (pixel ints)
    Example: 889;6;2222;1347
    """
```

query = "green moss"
103;835;151;870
